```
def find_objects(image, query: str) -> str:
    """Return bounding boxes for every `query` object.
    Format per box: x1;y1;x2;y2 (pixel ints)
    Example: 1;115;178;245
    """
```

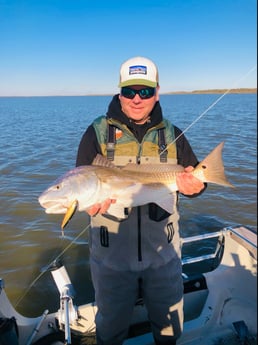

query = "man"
76;56;205;345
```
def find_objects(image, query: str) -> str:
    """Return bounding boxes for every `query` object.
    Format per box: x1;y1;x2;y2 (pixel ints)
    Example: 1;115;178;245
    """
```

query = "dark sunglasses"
121;87;156;99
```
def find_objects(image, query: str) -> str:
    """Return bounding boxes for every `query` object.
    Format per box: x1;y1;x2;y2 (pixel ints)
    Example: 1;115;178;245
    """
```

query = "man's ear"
155;85;160;101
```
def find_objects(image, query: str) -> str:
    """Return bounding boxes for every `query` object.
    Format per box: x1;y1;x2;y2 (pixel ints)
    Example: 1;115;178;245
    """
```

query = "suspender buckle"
159;144;168;163
106;142;115;161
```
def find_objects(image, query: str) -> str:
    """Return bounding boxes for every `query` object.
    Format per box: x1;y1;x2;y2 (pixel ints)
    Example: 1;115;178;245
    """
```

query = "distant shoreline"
164;88;257;95
0;88;256;97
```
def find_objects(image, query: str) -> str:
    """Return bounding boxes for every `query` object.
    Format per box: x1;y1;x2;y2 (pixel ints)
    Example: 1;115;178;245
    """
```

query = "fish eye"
202;165;207;169
56;185;60;190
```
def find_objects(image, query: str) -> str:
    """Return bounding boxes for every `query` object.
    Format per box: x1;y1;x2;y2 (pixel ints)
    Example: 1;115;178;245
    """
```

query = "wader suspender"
106;124;116;161
106;124;168;163
158;128;168;163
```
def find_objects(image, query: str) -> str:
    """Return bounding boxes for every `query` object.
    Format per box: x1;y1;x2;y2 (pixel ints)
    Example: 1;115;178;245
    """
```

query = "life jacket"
92;116;178;166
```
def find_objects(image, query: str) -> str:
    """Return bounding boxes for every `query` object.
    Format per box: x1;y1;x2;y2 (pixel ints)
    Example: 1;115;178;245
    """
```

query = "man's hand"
86;199;116;216
176;166;205;195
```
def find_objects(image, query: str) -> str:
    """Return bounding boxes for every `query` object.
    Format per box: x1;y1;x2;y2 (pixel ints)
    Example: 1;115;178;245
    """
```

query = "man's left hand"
176;166;205;195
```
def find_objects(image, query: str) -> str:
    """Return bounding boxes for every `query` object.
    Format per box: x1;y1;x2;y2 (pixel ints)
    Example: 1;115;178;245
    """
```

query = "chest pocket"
106;124;168;163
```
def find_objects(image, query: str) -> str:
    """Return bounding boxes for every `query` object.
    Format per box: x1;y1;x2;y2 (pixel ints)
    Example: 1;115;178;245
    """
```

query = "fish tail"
196;142;234;187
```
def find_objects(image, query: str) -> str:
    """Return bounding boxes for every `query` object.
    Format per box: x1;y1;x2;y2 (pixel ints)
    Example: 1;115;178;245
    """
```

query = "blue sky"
0;0;257;96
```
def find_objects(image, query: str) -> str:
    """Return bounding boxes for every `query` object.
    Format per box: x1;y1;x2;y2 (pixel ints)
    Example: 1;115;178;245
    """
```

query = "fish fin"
196;142;234;187
122;163;184;174
106;203;129;219
61;200;78;229
92;154;117;168
154;194;177;214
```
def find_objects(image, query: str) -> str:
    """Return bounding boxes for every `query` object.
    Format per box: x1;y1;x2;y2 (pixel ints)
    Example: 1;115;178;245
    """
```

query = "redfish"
38;142;233;228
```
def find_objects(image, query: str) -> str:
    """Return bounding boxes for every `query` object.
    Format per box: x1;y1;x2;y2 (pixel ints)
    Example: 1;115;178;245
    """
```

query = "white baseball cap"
118;56;159;88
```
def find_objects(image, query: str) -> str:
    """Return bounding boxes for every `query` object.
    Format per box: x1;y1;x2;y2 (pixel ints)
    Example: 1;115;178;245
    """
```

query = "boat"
0;225;257;345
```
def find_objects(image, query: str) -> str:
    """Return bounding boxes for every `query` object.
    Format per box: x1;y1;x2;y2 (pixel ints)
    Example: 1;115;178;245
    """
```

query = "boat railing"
181;226;257;266
181;230;224;267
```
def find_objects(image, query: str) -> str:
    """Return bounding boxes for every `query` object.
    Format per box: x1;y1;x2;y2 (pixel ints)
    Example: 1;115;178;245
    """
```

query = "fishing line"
14;64;256;307
14;223;90;308
160;64;257;154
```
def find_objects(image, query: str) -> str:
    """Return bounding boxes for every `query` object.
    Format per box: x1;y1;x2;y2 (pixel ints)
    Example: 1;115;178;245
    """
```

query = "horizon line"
0;87;256;98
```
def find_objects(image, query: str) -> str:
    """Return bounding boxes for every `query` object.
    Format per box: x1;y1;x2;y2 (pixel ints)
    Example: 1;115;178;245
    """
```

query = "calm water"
0;94;257;316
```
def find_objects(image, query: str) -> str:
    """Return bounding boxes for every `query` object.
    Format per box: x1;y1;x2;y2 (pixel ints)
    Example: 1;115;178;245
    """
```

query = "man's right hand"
86;199;116;216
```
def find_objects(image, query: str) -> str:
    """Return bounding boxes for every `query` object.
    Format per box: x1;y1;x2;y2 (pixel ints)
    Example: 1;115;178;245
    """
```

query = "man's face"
119;85;159;124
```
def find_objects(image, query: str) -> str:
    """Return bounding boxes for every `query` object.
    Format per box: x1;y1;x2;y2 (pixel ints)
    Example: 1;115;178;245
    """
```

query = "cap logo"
129;65;147;75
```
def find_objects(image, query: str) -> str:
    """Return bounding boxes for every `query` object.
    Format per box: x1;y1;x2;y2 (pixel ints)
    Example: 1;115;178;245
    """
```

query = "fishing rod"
160;64;257;154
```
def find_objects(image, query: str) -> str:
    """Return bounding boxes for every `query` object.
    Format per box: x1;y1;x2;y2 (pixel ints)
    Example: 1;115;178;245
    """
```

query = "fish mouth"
39;200;68;214
61;200;78;229
38;193;69;214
